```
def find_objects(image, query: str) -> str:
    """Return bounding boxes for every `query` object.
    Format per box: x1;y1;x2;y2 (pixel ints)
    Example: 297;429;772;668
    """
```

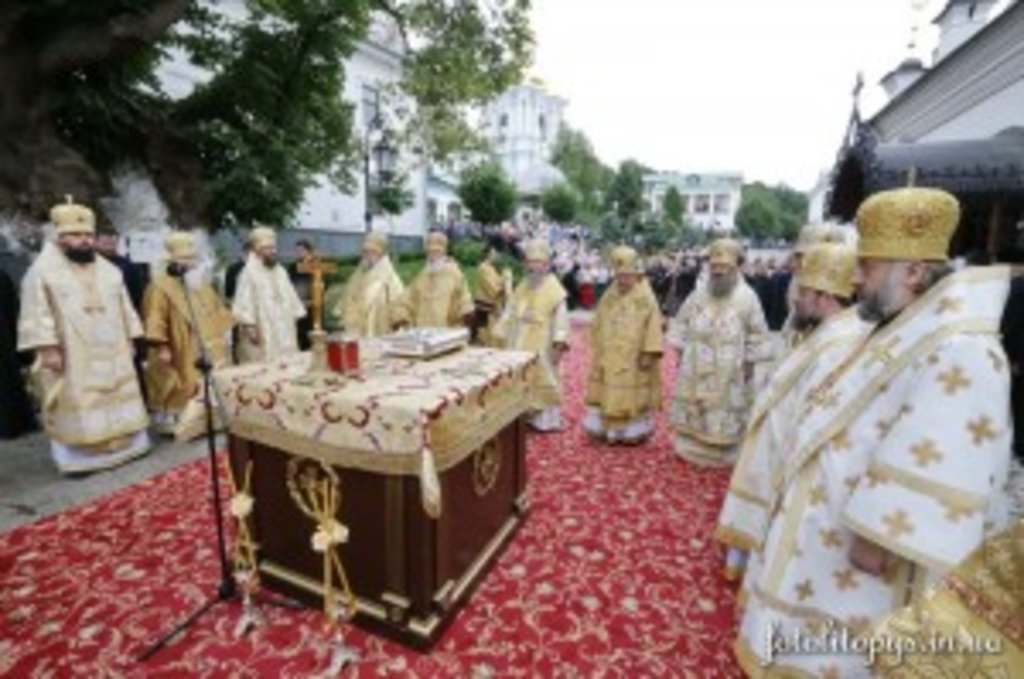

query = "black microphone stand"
138;264;296;662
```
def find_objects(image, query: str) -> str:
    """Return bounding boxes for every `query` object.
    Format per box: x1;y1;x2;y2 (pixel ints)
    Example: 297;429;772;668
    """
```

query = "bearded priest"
143;231;234;436
232;226;307;363
334;231;405;337
715;242;873;583
393;231;474;330
494;239;569;432
584;246;664;444
669;238;772;467
17;198;151;474
734;187;1016;676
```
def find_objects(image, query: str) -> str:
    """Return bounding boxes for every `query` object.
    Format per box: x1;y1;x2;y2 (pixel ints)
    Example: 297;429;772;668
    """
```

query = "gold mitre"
165;231;199;265
524;239;551;262
794;223;839;254
363;231;389;255
50;195;96;235
708;238;742;267
610;245;643;274
425;231;448;254
856;187;959;262
798;243;857;299
249;224;276;249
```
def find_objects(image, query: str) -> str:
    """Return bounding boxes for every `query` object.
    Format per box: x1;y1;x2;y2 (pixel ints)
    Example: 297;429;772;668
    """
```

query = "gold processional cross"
296;256;338;374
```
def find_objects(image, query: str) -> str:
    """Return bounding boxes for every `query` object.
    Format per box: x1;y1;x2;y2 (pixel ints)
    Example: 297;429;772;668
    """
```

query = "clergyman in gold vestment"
333;231;405;337
473;247;511;346
494;239;569;432
584;246;664;444
143;231;234;437
17;198;151;474
393;232;474;329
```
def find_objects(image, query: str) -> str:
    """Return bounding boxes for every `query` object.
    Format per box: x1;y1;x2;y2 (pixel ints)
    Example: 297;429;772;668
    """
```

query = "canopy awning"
827;128;1024;221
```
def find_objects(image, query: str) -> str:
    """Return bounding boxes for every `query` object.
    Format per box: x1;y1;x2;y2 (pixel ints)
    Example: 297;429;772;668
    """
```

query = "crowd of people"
3;185;1023;673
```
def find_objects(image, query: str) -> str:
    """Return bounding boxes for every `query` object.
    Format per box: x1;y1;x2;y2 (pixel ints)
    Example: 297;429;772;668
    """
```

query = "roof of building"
643;172;743;192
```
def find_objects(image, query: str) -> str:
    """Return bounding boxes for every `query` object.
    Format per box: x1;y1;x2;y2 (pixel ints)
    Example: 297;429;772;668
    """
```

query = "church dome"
516;162;566;196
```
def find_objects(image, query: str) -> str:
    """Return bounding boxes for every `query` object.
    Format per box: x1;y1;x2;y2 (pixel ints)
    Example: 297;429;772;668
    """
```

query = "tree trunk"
0;49;104;221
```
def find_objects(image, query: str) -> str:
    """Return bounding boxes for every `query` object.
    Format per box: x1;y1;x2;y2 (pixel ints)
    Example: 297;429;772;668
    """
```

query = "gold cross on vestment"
866;335;901;367
966;416;998;446
910;439;944;468
936;296;965;315
296;257;338;331
882;510;915;539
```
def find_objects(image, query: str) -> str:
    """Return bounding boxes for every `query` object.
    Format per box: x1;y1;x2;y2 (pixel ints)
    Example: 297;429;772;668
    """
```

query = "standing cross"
297;256;339;332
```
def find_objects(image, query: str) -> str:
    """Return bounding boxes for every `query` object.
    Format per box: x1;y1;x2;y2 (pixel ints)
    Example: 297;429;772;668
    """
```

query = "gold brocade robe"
394;259;474;329
735;266;1015;677
334;256;405;337
17;242;149;449
871;520;1023;677
232;255;306;363
586;279;664;428
495;273;569;410
143;273;234;414
474;261;507;346
668;280;771;463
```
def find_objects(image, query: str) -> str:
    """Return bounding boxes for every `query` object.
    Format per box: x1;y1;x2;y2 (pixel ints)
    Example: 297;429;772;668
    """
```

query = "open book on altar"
378;327;470;359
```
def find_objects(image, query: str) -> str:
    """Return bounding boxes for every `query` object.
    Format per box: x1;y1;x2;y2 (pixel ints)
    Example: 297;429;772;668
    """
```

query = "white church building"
642;172;743;232
812;0;1024;263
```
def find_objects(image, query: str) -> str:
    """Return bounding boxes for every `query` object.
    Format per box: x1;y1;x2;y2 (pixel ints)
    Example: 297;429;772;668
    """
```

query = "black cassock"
0;269;37;438
1001;274;1024;463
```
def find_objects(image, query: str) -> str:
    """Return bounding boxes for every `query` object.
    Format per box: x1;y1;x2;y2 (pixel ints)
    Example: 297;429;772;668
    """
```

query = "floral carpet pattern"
0;324;742;677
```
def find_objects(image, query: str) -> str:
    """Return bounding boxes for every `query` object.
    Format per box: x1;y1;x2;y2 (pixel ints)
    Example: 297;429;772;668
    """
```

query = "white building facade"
481;81;567;200
642;172;743;231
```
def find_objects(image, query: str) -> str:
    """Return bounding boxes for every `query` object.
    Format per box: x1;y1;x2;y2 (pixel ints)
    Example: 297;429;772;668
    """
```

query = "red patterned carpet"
0;324;742;677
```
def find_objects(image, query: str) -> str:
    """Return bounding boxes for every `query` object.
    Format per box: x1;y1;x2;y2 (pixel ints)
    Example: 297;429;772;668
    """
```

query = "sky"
530;0;1012;191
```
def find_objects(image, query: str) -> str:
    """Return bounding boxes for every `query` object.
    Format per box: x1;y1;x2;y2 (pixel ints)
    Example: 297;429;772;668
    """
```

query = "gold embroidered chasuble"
334;255;405;337
716;307;873;553
669;279;772;461
232;254;306;363
143;273;234;414
17;242;149;448
474;261;507;346
735;266;1015;676
585;279;664;428
496;273;569;410
871;519;1023;677
394;259;474;329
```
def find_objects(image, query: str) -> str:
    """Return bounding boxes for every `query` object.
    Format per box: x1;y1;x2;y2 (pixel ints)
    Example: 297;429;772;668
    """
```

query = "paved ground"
0;431;212;534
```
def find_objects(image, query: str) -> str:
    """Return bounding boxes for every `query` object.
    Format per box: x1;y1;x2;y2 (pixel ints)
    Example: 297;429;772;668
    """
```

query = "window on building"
539;114;547;138
499;113;508;128
361;84;380;128
714;194;731;214
694;194;710;214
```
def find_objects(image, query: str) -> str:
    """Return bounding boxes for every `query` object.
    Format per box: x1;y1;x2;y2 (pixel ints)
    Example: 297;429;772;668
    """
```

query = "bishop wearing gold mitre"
781;222;846;347
17;198;151;474
392;231;474;329
473;246;512;346
668;238;772;467
333;231;405;338
583;246;663;444
734;187;1016;676
143;231;234;436
714;242;873;582
494;239;569;432
232;226;307;362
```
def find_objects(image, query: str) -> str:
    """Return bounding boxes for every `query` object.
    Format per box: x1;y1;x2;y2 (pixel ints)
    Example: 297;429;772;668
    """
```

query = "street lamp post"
361;88;397;233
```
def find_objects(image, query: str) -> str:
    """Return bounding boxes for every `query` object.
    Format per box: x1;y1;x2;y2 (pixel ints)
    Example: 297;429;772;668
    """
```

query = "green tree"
550;124;613;223
540;183;579;224
663;186;684;226
458;162;517;226
0;0;533;228
608;159;647;221
735;182;809;243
